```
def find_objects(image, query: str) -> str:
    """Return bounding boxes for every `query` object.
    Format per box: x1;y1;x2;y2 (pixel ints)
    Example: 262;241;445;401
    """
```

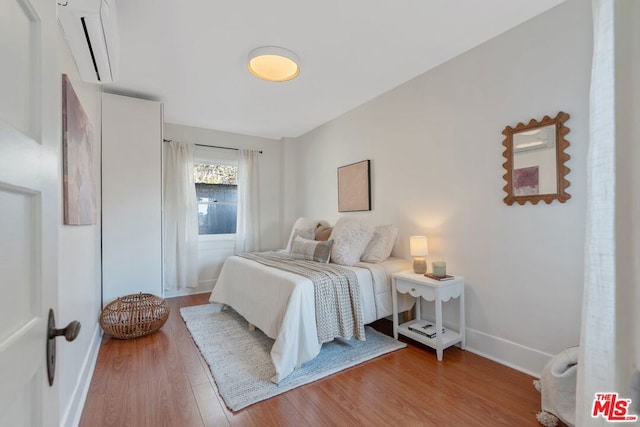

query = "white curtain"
163;141;199;290
577;0;639;424
235;150;260;253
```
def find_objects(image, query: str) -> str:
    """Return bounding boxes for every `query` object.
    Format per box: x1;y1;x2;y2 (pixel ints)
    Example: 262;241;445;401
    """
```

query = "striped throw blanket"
238;251;365;344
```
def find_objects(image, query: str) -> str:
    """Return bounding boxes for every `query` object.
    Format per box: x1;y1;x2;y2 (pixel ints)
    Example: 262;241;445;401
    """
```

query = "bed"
209;217;414;383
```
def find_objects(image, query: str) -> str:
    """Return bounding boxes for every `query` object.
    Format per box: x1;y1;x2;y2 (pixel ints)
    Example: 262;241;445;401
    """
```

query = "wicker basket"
100;293;170;339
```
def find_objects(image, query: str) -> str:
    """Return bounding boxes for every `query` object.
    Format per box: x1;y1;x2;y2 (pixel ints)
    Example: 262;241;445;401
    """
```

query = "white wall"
57;29;103;427
284;0;592;375
164;123;283;296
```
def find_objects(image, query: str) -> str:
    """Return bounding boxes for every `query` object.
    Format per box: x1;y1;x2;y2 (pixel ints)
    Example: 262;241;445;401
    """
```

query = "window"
194;162;238;235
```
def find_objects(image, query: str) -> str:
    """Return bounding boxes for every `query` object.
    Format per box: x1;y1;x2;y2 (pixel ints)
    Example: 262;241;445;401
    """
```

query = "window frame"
193;146;239;238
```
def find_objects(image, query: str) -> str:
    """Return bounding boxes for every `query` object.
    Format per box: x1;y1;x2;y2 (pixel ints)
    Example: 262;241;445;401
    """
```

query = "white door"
0;0;60;424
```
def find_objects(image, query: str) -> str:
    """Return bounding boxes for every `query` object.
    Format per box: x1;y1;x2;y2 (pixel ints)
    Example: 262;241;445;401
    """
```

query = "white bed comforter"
209;255;413;383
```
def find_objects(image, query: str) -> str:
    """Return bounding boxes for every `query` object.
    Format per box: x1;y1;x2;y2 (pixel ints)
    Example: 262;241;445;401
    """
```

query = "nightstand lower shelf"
397;320;462;351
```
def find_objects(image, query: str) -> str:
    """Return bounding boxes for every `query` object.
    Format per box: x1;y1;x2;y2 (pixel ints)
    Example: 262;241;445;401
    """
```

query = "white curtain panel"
163;141;199;290
577;1;615;423
577;0;640;424
235;150;261;253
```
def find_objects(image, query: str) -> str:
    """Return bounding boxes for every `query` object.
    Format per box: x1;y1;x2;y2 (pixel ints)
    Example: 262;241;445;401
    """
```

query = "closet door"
102;93;163;304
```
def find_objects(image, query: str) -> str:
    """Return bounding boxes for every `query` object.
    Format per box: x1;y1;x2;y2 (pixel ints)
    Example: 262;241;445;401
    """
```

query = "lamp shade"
248;46;300;82
409;236;429;257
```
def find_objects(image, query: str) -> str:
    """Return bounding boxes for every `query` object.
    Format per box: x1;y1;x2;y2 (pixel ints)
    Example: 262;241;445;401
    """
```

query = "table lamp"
410;235;429;274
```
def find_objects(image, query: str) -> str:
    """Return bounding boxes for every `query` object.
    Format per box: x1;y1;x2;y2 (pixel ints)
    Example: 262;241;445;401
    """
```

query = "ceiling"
107;0;566;140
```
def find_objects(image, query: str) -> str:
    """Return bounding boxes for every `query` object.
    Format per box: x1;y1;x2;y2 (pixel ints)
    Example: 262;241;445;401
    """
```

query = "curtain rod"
163;139;263;154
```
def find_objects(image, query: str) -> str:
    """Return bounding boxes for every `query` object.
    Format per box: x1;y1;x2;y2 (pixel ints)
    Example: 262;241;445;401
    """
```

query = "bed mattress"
209;255;413;383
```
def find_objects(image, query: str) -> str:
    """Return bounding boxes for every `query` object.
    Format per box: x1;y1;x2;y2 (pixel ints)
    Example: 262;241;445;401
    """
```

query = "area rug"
180;304;406;411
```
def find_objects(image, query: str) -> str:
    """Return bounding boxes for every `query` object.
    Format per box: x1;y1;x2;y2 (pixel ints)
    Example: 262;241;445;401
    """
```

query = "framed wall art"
62;74;96;225
337;159;371;212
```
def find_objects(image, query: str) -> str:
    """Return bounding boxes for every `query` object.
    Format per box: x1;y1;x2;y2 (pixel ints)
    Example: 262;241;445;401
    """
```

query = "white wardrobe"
101;93;163;304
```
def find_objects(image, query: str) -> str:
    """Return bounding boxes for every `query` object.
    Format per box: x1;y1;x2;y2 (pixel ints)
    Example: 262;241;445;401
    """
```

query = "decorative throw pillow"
291;236;333;263
287;228;315;252
315;225;333;241
361;225;399;263
329;217;375;266
285;217;329;251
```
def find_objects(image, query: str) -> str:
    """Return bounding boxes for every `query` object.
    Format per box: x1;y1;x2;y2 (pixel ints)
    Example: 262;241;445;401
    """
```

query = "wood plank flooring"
80;293;545;426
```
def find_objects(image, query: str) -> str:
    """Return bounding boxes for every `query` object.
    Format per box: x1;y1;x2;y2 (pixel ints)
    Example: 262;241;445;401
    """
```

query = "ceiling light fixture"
248;46;300;82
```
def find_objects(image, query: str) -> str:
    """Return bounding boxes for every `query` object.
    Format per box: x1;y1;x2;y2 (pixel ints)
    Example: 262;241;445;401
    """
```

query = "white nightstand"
392;270;465;361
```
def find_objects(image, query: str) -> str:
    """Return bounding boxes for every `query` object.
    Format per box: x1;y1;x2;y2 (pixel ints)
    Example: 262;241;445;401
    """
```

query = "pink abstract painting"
62;74;96;225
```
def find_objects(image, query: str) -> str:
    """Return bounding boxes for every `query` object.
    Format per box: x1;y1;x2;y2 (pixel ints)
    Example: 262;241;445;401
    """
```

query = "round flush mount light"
248;46;300;82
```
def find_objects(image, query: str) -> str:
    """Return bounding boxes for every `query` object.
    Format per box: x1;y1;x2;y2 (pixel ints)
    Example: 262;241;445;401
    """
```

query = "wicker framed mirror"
502;112;571;205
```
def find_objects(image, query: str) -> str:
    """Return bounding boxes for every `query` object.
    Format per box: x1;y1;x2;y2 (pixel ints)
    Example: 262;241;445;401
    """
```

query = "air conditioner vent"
58;0;119;84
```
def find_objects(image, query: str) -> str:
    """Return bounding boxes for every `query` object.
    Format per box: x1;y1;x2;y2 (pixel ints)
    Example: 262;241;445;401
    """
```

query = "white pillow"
329;217;375;266
361;225;399;263
285;217;329;251
291;236;333;263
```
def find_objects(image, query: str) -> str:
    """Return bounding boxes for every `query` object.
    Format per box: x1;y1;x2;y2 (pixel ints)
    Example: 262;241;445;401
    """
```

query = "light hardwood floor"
80;293;545;426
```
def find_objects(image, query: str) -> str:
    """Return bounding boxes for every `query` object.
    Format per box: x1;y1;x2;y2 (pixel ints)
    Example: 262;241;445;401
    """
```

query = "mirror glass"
512;124;556;196
502;112;571;205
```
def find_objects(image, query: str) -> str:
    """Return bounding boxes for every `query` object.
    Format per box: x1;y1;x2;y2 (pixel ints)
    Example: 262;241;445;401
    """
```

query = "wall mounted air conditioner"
58;0;119;84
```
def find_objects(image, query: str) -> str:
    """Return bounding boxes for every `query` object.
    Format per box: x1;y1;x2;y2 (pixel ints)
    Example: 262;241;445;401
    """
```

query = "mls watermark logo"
592;393;638;422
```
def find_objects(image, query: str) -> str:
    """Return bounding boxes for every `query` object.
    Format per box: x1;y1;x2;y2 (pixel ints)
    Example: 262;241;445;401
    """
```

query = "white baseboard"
464;327;553;378
164;279;215;298
62;323;103;427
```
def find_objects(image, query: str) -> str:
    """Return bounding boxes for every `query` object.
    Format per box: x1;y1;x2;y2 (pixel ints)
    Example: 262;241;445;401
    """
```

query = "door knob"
47;309;81;386
49;319;81;342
